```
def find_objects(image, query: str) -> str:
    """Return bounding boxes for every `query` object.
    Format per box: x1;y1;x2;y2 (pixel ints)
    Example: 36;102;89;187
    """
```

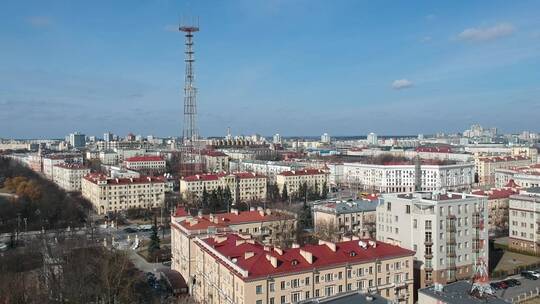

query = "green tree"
223;185;233;211
148;216;160;254
281;184;288;202
298;200;313;230
321;181;329;199
201;185;209;207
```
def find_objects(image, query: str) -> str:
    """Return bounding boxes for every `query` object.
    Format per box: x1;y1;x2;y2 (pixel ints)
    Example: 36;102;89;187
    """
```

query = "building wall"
52;166;90;191
342;163;474;193
192;239;414;304
276;172;329;196
81;177;165;214
509;194;540;255
376;193;489;288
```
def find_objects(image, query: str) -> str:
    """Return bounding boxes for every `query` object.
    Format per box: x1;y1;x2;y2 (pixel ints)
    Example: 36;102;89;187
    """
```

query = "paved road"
127;249;170;274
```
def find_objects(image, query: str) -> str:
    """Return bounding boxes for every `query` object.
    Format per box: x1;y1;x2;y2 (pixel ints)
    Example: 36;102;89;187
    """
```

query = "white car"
0;242;8;251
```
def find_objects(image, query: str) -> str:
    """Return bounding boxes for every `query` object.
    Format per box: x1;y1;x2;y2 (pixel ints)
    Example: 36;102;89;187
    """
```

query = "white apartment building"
495;164;540;188
343;162;474;193
376;191;488;288
276;169;329;197
52;163;90;192
124;155;166;172
180;172;267;203
81;173;165;214
202;150;229;172
230;159;303;180
42;154;84;180
313;198;378;238
508;188;540;255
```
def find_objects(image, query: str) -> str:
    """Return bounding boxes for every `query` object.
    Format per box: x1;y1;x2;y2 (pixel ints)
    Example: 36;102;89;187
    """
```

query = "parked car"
498;281;508;289
123;227;138;233
521;270;540;280
490;282;500;290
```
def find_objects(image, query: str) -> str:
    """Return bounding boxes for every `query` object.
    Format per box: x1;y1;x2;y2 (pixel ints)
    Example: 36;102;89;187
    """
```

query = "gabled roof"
178;209;293;231
198;234;414;280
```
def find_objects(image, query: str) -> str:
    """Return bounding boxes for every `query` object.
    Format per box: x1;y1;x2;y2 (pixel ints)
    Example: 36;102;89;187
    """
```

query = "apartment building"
52;163;90;192
313;198;378;238
230;160;303;180
276;169;329;197
474;155;532;185
495;164;540;188
376;192;489;289
124;155;166;173
508;187;540;255
42;154;83;180
81;173;165;214
202;150;229;172
191;233;414;304
472;187;518;235
342;161;474;193
170;208;297;292
179;172;267;203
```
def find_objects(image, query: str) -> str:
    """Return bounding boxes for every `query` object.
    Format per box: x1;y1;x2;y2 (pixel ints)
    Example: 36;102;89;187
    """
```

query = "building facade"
313;199;378;239
377;192;489;289
508;188;540;255
52;163;90;192
81;173;165;214
343;162;474;193
124;155;166;173
191;233;414;304
42;154;84;180
495;164;540;189
474;155;532;185
170;208;297;293
202;150;229;172
276;169;329;197
179;172;267;203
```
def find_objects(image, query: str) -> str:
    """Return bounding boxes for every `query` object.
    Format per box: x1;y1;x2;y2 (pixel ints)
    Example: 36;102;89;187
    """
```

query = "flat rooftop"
419;281;509;304
393;191;483;201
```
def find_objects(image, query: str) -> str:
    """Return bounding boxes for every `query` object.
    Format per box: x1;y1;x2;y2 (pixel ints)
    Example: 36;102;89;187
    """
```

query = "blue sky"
1;0;539;139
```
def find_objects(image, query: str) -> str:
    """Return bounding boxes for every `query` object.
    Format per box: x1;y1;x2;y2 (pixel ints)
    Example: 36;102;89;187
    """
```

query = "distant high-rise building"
69;132;85;148
321;132;331;144
367;132;378;146
104;132;113;142
272;133;282;144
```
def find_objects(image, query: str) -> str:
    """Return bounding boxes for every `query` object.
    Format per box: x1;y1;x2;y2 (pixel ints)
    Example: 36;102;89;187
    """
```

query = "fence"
510;287;540;303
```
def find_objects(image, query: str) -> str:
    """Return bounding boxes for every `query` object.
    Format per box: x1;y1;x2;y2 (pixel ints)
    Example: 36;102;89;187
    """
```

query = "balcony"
424;265;433;272
446;225;456;233
425;253;433;259
446;251;456;257
446;236;456;244
425;238;433;246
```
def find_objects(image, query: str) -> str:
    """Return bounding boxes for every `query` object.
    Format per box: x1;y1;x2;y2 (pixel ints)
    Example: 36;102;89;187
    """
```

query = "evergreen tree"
148;216;160;254
298;200;313;230
223;185;233;211
209;190;219;212
201;185;209;207
322;181;329;199
281;184;288;202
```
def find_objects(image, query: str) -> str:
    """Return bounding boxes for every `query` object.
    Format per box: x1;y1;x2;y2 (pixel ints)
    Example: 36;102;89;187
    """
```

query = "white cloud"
26;16;53;28
392;79;414;90
457;23;515;42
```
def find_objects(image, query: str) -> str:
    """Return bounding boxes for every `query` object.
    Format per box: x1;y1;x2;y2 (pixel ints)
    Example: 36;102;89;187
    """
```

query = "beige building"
170;208;297;293
508;188;540;255
191;233;414;304
81;173;165;214
377;192;489;289
313;198;378;239
180;172;267;203
52;163;90;192
202;150;229;172
472;187;519;235
495;164;540;189
474;155;532;185
42;154;84;180
276;169;329;197
124;155;165;171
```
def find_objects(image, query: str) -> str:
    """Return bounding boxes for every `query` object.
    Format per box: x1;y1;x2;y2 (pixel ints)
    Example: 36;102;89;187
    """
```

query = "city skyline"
1;0;540;138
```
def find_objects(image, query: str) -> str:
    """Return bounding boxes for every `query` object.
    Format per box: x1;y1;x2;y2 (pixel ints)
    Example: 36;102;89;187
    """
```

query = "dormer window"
350;251;357;257
291;259;299;266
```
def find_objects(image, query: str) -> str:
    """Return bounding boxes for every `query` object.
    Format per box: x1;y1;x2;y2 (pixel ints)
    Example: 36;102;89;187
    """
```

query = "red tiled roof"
474;188;518;200
199;234;414;280
182;173;227;182
505;179;520;188
125;155;164;162
202;150;228;157
83;173;165;185
178;210;293;231
479;155;530;163
279;168;327;176
233;172;266;179
173;207;189;217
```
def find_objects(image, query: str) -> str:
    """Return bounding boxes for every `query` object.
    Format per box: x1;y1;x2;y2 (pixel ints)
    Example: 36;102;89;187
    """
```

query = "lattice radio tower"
179;17;202;177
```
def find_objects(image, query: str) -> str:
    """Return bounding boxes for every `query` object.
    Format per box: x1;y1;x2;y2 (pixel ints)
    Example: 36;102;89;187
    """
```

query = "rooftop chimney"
300;249;313;264
318;240;336;252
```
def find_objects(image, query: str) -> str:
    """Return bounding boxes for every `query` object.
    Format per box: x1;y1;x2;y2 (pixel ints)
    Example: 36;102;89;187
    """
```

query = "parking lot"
491;273;540;302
